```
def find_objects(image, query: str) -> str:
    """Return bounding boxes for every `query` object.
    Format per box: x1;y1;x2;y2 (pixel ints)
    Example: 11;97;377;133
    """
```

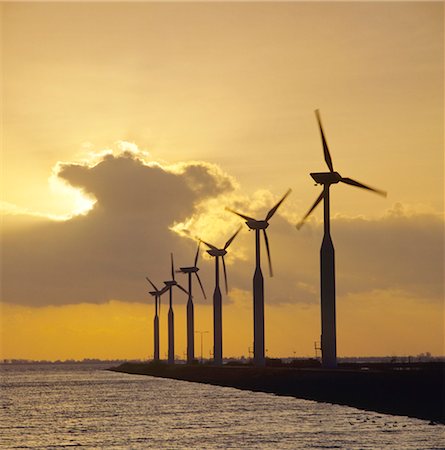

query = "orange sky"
2;292;443;361
1;2;443;360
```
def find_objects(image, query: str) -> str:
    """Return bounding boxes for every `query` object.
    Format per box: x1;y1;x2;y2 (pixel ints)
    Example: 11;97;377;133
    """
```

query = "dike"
110;362;444;424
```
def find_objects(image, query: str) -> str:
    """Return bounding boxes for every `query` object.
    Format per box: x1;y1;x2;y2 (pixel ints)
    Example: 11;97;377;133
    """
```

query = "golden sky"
1;2;443;360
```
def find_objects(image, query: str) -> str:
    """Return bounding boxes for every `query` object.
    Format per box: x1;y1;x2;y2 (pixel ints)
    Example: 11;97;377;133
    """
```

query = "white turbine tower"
227;190;291;367
297;110;386;369
145;277;168;362
178;242;207;364
163;253;189;364
200;227;241;366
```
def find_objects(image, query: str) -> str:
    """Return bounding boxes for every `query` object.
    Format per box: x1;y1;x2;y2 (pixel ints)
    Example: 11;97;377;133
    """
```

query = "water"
1;364;443;449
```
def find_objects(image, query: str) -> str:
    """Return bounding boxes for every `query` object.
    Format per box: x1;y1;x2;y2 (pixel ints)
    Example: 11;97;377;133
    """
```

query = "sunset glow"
1;2;443;361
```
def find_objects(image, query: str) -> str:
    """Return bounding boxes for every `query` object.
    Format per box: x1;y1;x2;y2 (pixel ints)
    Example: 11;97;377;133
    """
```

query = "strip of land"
110;362;444;424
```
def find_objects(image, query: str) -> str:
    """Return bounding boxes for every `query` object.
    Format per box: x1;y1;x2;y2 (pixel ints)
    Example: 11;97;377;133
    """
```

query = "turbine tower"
297;109;386;369
163;253;189;364
227;190;291;367
145;277;168;362
200;227;241;366
178;242;207;364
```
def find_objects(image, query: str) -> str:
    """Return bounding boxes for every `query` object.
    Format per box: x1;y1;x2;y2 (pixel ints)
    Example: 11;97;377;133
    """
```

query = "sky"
1;2;443;360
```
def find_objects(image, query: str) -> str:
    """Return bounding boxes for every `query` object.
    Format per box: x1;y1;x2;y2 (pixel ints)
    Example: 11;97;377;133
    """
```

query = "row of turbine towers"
145;110;386;369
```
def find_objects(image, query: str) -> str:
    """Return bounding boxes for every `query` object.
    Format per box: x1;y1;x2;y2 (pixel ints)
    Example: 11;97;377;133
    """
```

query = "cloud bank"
1;146;443;307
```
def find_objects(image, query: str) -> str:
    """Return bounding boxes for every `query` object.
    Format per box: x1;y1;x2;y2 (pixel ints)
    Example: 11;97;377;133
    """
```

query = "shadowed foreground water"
1;364;443;449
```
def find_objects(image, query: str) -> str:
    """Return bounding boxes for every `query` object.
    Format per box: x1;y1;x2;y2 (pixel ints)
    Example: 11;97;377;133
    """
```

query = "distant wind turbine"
145;277;168;362
200;227;241;366
178;242;207;364
297;109;386;369
227;189;291;367
163;253;189;364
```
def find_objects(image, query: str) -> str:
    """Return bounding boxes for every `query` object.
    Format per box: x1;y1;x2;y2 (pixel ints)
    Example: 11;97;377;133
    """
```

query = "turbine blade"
145;276;158;291
194;241;201;267
222;256;229;294
296;191;324;230
171;253;175;281
176;284;190;296
225;207;255;222
265;189;292;221
200;239;218;251
194;272;207;299
315;109;334;172
340;177;387;197
159;286;170;315
224;226;242;249
263;229;273;277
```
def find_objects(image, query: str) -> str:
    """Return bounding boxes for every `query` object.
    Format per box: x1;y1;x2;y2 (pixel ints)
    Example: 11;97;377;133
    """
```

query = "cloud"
1;147;236;306
332;206;444;300
224;202;444;306
1;145;443;309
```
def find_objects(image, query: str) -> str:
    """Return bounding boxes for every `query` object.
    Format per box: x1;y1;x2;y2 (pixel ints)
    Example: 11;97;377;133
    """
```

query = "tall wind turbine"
163;253;189;364
297;109;386;369
178;242;207;364
200;227;241;366
227;190;291;367
145;277;168;362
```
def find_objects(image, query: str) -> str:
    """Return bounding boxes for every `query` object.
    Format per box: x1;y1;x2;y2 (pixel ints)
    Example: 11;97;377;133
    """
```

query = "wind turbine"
296;109;386;369
177;242;207;364
163;253;189;364
227;189;292;367
145;277;168;362
200;227;241;366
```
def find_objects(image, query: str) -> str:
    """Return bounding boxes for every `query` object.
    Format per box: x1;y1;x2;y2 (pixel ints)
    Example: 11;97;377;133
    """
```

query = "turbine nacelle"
245;219;269;230
161;253;190;295
145;276;169;316
145;276;168;296
177;243;207;299
206;248;227;257
200;227;241;294
179;266;199;273
310;171;342;185
226;189;291;277
297;110;386;230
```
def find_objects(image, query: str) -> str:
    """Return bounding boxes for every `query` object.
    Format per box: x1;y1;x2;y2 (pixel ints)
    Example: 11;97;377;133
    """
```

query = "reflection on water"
1;364;442;449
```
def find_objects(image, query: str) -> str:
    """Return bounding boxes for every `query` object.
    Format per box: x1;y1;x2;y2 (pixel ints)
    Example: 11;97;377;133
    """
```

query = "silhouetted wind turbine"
163;253;189;364
145;277;168;362
227;190;291;367
200;227;241;366
178;242;207;364
297;109;386;369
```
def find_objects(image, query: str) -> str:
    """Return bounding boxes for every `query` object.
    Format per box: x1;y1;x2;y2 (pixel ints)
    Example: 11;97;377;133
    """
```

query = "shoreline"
110;362;444;424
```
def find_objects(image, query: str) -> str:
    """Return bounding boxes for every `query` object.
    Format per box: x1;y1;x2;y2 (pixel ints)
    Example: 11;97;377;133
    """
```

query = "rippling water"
1;364;443;449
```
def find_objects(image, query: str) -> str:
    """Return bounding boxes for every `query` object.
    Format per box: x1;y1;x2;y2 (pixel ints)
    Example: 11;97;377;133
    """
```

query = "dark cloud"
226;206;444;306
1;153;235;306
1;152;442;308
333;208;444;300
283;207;444;303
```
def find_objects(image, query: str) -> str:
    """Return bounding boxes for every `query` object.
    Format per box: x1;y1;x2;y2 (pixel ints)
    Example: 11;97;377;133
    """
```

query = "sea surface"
1;363;443;449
